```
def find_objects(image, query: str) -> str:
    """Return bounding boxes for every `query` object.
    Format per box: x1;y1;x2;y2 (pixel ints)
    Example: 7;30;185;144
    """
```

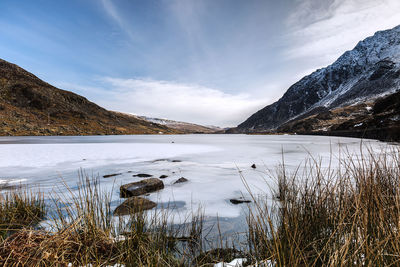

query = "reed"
247;147;400;266
0;187;45;241
1;147;400;266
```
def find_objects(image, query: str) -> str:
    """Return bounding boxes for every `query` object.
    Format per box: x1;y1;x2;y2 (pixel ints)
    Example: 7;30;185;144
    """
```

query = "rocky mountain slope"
0;59;179;135
138;116;222;133
277;90;400;141
237;25;400;137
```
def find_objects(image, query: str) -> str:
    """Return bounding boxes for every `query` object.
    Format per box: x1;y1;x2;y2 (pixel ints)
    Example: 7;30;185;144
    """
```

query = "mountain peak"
237;24;400;132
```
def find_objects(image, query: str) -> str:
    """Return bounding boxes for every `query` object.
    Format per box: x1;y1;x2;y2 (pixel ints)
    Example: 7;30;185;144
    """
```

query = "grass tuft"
2;147;400;266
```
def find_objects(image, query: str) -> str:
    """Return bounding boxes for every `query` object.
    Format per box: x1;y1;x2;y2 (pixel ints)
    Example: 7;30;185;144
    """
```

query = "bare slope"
0;59;178;135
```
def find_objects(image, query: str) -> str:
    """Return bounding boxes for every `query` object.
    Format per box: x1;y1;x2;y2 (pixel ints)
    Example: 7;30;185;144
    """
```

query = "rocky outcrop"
237;25;400;133
120;178;164;198
277;90;400;141
114;197;157;215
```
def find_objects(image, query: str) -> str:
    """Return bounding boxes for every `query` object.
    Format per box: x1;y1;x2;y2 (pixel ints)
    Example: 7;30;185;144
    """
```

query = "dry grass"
247;147;400;266
1;147;400;266
0;176;207;266
0;188;45;241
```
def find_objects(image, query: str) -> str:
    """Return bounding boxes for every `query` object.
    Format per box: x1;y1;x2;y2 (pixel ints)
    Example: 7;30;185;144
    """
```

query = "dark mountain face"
275;90;400;142
0;59;178;135
238;25;400;132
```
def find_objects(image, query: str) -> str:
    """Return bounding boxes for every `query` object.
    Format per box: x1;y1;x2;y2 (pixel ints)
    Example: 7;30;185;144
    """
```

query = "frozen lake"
0;134;395;229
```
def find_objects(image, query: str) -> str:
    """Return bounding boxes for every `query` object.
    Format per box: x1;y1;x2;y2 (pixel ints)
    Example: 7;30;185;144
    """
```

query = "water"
0;134;394;233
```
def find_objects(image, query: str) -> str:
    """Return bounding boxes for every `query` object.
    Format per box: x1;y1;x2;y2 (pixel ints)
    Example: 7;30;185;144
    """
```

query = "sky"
0;0;400;127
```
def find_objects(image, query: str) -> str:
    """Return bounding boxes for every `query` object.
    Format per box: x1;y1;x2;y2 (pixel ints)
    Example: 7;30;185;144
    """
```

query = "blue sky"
1;0;400;126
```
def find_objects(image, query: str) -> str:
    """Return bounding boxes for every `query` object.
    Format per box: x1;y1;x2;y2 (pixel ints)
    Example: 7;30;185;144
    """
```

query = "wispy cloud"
100;0;136;41
285;0;400;67
90;78;269;127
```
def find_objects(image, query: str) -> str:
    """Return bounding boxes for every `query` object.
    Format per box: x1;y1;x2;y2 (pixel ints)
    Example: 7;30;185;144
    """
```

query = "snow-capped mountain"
237;25;400;132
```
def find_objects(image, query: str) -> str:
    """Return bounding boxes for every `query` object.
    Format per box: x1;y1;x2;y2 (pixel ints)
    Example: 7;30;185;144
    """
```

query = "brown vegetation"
1;148;400;266
0;59;180;136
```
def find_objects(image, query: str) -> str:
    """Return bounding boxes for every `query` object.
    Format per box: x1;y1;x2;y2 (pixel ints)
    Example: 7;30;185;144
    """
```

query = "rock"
159;175;168;179
153;158;168;163
194;248;246;265
251;164;256;169
171;160;181;162
173;177;188;184
103;173;122;178
114;197;156;215
120;178;164;198
132;173;152;177
230;198;251;205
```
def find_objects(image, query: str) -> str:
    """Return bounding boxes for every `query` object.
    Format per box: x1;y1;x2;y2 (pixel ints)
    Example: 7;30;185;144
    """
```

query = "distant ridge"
138;116;223;133
0;59;179;136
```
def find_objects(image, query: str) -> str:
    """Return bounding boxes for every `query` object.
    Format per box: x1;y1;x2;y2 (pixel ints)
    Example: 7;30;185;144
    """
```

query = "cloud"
100;0;136;41
91;78;268;127
285;0;400;67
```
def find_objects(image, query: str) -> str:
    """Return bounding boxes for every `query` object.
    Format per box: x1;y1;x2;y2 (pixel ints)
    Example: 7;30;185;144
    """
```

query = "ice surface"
0;134;395;226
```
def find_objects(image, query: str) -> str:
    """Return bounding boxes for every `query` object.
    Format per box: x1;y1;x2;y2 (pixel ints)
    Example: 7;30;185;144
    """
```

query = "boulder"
120;178;164;198
173;177;188;184
114;197;156;215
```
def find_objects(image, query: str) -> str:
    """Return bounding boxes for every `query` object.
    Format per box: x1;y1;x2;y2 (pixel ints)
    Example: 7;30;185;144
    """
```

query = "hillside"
138;116;222;133
237;25;400;140
0;59;179;135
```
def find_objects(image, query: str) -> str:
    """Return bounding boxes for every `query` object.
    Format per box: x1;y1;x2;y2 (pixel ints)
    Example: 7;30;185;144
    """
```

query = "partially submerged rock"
159;175;168;179
194;248;246;265
173;177;188;184
251;164;256;169
132;173;152;178
114;197;156;215
120;178;164;198
103;173;122;178
153;158;168;163
230;198;251;205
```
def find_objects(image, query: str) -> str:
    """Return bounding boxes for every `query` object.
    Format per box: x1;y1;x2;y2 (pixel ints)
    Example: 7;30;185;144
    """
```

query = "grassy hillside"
0;59;180;135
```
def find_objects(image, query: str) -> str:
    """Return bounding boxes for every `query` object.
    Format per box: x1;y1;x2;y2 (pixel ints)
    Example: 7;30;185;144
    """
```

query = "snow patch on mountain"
238;25;400;132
